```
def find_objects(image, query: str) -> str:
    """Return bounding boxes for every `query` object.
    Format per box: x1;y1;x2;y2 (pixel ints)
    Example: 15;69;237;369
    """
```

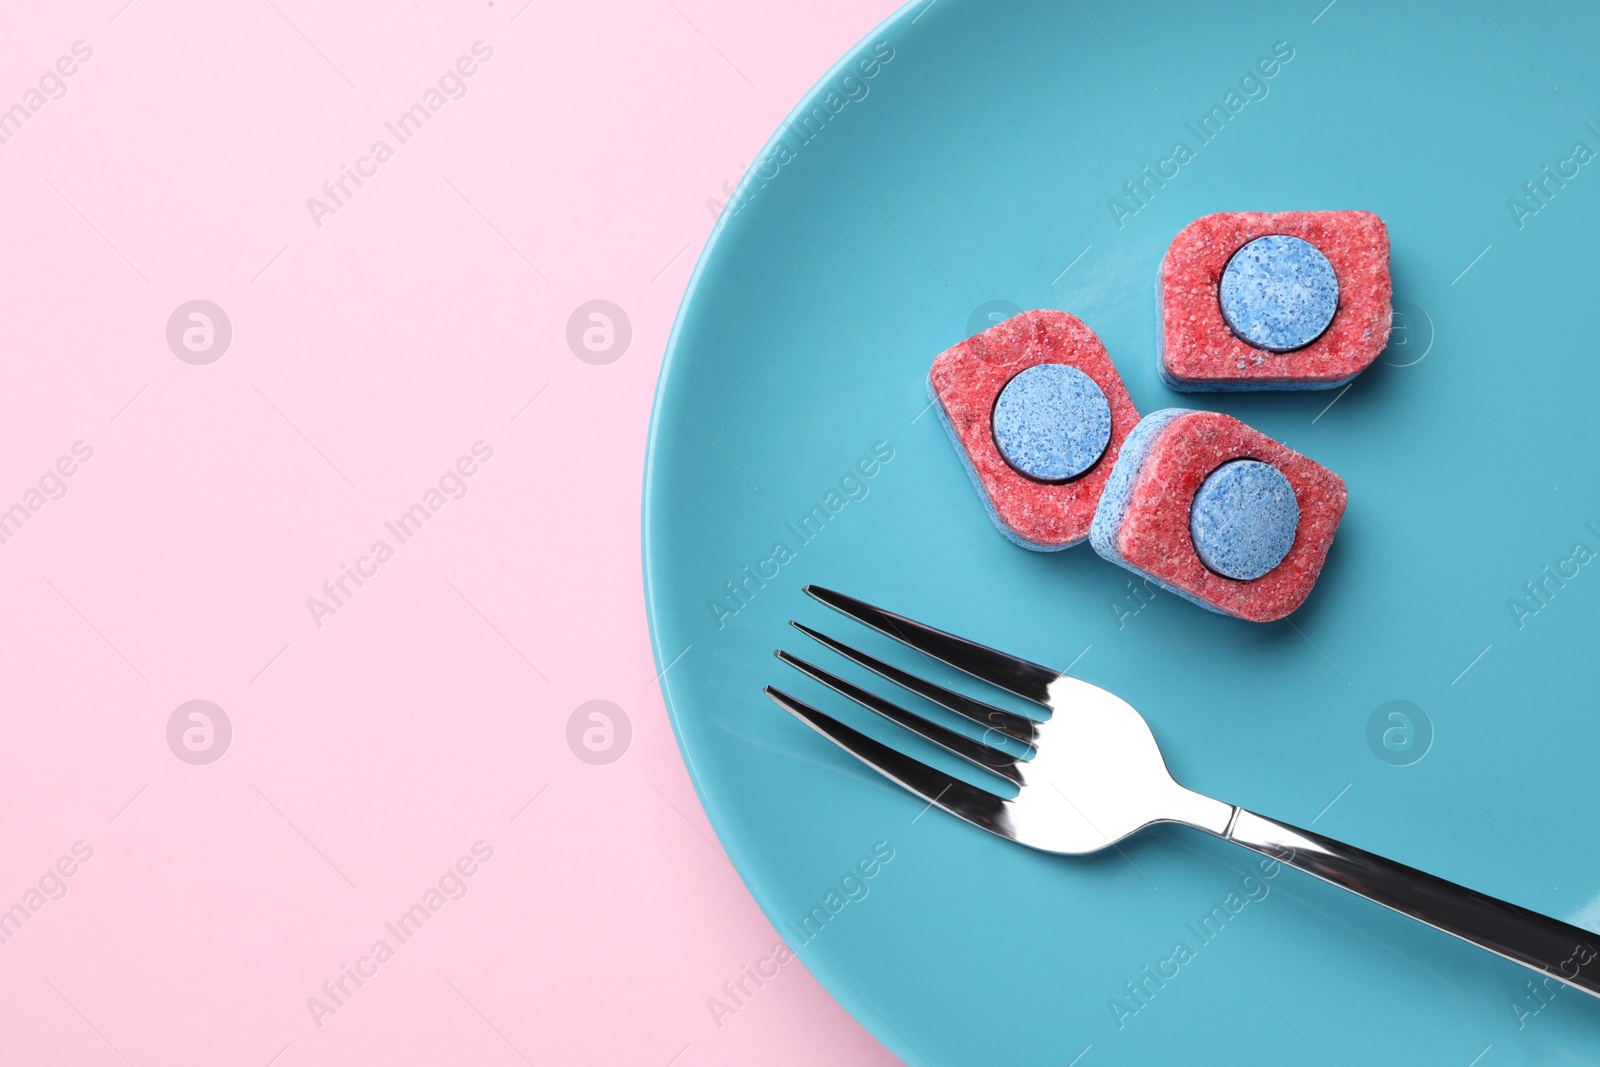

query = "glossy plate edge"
640;0;927;1059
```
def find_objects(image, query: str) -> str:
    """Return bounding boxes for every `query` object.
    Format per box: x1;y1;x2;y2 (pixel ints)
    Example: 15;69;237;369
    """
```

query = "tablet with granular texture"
1090;408;1346;622
929;310;1138;551
1159;211;1391;391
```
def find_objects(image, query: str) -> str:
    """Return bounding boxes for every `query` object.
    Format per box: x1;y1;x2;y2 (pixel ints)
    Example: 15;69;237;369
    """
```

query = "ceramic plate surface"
643;2;1600;1061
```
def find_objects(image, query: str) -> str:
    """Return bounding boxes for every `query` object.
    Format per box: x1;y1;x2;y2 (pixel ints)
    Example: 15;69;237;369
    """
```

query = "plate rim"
640;0;927;1057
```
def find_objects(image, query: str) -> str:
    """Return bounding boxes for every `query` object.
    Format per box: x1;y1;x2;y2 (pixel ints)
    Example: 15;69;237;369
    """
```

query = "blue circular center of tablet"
1219;235;1339;352
1190;460;1299;580
991;363;1111;483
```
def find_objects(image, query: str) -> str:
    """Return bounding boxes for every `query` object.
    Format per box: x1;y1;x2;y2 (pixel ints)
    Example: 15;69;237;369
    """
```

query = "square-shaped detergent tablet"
1159;211;1391;391
1089;409;1346;622
929;309;1139;551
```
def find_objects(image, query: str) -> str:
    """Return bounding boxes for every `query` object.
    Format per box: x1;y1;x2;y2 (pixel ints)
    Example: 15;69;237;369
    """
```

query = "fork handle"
1225;808;1600;997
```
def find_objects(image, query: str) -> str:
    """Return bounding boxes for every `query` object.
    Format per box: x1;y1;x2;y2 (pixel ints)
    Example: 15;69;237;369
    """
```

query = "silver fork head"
766;586;1233;854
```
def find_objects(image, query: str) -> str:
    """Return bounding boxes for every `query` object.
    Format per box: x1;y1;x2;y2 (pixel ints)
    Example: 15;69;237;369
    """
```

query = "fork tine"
790;622;1038;742
805;586;1059;705
775;650;1024;783
764;686;1012;837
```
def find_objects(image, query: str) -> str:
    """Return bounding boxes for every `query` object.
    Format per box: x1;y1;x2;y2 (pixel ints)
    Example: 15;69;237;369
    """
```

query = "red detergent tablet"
1089;409;1346;622
929;310;1139;550
1159;211;1392;391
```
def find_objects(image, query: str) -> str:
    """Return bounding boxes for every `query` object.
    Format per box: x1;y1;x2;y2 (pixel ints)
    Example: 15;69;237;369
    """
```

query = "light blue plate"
642;1;1600;1062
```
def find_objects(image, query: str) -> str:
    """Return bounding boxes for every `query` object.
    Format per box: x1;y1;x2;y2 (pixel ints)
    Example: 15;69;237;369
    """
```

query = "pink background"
0;1;903;1063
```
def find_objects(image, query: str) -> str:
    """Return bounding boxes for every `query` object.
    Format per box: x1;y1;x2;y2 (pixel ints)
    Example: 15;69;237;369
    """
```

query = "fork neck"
1166;786;1236;837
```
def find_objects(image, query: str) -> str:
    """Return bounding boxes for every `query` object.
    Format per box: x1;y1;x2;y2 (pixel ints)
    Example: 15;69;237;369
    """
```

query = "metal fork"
766;585;1600;998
